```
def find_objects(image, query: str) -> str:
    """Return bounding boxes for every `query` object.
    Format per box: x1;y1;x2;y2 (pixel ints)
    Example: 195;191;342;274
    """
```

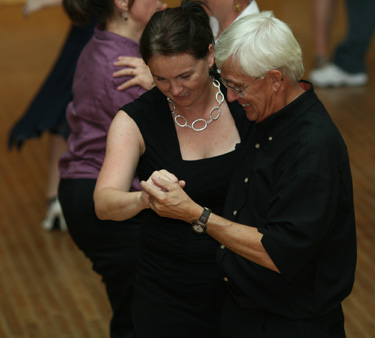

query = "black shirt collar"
253;80;317;147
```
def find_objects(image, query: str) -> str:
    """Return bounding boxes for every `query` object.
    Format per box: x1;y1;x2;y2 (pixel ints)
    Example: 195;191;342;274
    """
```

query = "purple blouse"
59;25;145;190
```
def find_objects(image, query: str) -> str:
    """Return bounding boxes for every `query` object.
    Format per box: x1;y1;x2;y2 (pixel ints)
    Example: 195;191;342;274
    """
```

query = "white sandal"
41;197;67;232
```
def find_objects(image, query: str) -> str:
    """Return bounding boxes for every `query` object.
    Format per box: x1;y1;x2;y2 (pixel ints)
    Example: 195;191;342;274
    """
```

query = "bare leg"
42;134;68;231
312;0;337;67
46;134;68;199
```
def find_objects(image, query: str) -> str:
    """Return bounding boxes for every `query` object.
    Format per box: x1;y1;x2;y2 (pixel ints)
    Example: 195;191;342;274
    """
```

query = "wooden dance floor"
0;1;374;337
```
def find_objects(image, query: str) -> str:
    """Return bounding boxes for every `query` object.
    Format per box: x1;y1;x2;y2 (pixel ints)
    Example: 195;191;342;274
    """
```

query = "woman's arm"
94;110;147;221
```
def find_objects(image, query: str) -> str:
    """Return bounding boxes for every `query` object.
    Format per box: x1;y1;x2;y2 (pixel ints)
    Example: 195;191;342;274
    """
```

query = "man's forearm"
206;213;280;273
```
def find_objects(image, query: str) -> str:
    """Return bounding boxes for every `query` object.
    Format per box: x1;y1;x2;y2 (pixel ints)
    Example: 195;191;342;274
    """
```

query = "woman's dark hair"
63;0;135;26
140;0;214;64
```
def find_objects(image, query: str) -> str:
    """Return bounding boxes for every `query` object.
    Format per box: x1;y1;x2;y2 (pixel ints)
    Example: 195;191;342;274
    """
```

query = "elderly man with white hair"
141;11;357;337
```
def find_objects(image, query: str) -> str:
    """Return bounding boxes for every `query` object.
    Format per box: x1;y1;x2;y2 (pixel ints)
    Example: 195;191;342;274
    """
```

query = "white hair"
215;11;304;82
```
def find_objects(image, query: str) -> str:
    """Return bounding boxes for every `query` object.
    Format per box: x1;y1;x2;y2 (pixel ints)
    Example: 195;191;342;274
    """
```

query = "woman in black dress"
94;1;250;337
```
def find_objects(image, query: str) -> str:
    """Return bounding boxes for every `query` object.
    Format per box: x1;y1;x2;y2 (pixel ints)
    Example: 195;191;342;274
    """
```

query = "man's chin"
244;109;257;122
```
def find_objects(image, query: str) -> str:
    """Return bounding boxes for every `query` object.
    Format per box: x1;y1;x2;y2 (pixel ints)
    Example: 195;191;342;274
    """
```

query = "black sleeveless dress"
123;87;250;338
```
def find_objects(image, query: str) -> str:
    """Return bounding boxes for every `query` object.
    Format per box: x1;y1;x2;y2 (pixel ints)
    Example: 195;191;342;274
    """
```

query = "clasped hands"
140;170;199;224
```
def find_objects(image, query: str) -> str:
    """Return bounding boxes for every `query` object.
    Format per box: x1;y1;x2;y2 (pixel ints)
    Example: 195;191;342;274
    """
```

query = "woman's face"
148;50;214;109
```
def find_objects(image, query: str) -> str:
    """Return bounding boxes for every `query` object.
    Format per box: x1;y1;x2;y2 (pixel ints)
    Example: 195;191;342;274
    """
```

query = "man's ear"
268;69;283;91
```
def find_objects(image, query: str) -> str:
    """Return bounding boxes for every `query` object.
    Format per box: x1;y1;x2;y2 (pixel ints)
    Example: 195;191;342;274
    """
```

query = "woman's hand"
141;170;202;224
144;170;185;191
113;56;155;91
139;169;180;207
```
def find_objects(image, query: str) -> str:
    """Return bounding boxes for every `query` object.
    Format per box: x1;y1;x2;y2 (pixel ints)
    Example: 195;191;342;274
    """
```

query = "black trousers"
58;178;141;338
220;294;346;338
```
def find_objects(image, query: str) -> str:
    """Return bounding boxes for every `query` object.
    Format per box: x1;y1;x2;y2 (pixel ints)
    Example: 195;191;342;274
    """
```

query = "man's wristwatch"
192;207;211;234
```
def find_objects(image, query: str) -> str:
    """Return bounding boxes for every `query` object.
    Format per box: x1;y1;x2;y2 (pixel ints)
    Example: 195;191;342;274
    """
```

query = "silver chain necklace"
167;77;224;132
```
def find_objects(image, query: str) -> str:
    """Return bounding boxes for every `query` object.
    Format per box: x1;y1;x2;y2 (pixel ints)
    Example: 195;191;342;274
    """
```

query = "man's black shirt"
217;81;357;319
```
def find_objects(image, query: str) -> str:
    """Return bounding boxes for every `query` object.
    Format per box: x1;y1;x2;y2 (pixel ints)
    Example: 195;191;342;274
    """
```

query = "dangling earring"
122;11;128;21
233;1;242;12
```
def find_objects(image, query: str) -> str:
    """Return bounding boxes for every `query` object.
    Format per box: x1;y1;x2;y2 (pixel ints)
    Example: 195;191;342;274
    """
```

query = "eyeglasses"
220;77;260;98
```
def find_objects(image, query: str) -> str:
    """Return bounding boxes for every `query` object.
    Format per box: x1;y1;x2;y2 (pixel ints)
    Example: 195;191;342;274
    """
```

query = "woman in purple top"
58;0;166;337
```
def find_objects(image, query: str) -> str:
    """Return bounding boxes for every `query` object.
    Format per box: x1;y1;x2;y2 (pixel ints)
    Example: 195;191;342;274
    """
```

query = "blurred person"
8;8;95;232
8;0;153;232
309;0;374;87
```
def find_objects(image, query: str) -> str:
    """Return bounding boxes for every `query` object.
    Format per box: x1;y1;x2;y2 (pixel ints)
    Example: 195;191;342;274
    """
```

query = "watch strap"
192;207;211;233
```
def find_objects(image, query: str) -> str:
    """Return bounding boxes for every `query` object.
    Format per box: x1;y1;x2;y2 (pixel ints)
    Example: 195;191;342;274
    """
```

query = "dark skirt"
132;237;228;338
8;22;94;149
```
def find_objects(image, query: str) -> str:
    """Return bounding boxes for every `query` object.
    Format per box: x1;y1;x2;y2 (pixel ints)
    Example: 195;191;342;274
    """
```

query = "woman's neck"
216;13;238;38
216;3;248;38
106;18;143;42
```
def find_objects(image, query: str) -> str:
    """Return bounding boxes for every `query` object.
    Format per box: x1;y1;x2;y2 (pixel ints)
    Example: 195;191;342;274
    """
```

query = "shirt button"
233;210;237;216
244;177;249;183
221;245;225;249
268;136;273;141
255;143;260;149
224;277;229;282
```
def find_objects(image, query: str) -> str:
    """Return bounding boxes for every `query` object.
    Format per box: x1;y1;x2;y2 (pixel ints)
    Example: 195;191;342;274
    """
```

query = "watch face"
192;224;204;233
